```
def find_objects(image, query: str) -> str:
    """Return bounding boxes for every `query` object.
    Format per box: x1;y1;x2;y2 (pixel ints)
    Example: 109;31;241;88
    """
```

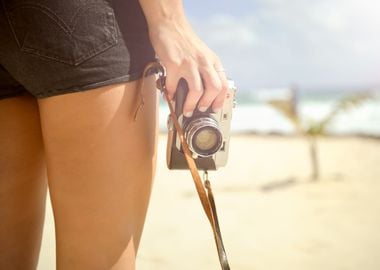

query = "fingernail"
213;108;221;113
198;106;208;112
184;111;193;118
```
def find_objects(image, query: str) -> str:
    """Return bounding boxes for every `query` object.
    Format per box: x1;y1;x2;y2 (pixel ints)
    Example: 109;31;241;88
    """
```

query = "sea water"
158;89;380;136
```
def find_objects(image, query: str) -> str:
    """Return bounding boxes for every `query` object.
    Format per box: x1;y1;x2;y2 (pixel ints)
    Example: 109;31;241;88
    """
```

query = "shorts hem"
0;89;28;100
35;71;145;99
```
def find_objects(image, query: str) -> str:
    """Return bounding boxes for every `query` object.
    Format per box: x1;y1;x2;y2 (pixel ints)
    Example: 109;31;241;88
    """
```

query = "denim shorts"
0;0;156;100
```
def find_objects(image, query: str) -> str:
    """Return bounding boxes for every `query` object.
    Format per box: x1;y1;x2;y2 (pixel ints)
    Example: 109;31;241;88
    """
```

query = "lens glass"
194;128;218;151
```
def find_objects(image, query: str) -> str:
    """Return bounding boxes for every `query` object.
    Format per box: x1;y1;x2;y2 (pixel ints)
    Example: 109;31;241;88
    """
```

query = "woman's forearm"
137;0;228;116
138;0;187;27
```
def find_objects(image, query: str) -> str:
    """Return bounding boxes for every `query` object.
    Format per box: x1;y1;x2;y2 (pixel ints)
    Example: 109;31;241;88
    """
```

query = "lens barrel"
184;116;223;157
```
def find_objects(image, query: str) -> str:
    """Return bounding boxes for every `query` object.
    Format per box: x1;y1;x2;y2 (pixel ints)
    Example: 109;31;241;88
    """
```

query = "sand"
37;135;380;270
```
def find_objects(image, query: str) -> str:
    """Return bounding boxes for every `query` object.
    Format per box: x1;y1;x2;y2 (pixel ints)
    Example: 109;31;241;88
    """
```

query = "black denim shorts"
0;0;156;100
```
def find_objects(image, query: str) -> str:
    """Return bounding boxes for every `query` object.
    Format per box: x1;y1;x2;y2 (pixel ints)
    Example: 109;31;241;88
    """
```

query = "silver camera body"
166;78;236;170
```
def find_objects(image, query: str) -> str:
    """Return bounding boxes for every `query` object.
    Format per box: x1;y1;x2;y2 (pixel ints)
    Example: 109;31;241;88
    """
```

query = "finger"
211;70;229;112
197;67;222;112
182;70;203;117
164;66;180;101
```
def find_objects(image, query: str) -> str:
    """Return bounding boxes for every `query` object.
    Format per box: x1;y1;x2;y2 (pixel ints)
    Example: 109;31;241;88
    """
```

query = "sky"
184;0;380;92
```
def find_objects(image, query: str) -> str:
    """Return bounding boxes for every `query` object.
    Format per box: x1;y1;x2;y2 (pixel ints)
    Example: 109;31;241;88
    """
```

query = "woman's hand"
138;0;228;117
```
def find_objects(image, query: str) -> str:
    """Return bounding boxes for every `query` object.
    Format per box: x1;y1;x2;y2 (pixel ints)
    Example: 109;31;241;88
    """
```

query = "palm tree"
268;89;372;180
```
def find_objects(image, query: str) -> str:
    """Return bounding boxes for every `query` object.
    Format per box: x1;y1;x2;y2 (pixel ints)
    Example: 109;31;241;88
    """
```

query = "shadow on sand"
181;173;345;197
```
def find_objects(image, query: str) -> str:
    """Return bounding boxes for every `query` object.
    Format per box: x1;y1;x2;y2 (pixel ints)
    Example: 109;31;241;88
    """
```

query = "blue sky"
184;0;380;92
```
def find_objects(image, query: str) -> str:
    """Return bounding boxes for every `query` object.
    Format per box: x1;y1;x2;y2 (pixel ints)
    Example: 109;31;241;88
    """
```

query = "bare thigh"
37;76;159;270
0;93;47;269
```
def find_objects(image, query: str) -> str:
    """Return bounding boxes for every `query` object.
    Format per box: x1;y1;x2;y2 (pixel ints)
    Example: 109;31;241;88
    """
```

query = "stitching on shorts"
6;2;113;37
68;3;105;33
7;3;72;36
21;38;118;66
1;0;21;48
4;1;118;66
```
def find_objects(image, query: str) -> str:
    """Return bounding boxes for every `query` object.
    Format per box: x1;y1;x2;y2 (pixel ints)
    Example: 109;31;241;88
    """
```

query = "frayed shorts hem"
34;72;144;99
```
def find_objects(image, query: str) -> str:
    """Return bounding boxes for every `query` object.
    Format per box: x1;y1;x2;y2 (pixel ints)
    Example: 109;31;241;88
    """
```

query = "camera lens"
184;117;223;157
194;127;218;151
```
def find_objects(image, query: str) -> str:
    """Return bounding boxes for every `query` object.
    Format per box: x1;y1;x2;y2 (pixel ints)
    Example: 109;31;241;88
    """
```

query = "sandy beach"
37;134;380;270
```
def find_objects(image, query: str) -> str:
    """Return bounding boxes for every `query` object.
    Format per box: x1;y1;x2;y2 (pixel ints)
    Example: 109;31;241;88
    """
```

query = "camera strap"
135;62;231;270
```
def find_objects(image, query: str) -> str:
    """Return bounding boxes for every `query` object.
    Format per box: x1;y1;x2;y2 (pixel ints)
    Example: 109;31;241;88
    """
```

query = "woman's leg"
0;93;48;269
37;76;159;270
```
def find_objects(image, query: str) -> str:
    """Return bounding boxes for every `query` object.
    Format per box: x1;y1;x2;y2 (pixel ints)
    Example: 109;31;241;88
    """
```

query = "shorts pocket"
4;0;118;66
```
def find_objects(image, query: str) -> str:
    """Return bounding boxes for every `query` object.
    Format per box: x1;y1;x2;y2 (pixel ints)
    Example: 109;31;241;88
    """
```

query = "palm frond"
318;92;373;133
267;99;304;134
267;91;373;136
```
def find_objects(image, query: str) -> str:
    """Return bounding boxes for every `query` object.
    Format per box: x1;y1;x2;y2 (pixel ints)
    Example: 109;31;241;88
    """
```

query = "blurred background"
38;0;380;269
182;0;380;136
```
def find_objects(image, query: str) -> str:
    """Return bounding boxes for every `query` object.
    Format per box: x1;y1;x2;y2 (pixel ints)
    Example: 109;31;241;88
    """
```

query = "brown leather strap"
136;62;231;270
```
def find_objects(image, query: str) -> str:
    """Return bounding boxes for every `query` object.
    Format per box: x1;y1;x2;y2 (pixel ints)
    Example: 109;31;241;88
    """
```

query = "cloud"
199;14;258;46
188;0;380;91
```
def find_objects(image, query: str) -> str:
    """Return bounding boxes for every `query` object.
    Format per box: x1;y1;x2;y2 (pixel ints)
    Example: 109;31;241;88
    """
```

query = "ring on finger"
214;66;226;72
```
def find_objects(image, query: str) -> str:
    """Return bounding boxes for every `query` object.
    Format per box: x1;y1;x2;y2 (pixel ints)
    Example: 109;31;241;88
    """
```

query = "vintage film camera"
166;78;236;170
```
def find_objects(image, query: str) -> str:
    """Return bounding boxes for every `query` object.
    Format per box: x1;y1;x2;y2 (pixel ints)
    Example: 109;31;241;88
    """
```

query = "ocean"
158;88;380;136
